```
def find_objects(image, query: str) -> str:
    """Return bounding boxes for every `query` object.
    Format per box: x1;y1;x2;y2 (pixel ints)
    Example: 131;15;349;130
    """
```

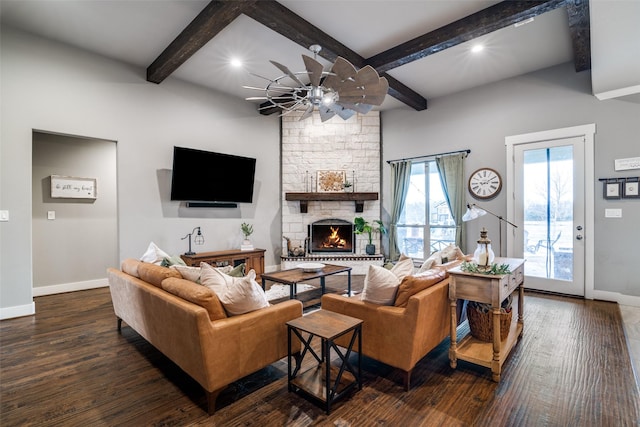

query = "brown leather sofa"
321;262;463;390
107;259;302;414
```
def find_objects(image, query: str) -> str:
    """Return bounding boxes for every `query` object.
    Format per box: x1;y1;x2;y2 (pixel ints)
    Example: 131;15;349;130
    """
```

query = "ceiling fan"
245;45;389;122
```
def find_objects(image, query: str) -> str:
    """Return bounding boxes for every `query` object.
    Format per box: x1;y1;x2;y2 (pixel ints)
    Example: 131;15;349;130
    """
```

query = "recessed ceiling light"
230;58;243;68
471;44;484;53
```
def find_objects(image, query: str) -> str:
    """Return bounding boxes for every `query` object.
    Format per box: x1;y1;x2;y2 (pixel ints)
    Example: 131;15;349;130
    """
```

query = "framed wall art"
603;179;621;200
623;177;639;198
316;170;346;192
51;175;97;199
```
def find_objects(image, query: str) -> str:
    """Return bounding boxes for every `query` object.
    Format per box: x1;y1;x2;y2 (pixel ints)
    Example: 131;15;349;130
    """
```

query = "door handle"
576;234;583;240
576;225;583;231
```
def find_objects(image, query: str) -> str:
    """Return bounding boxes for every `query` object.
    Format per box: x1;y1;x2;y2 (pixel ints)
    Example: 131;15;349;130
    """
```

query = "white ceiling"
0;0;576;112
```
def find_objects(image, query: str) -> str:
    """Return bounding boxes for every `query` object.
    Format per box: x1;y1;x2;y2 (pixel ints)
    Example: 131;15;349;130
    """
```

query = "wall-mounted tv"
170;146;256;205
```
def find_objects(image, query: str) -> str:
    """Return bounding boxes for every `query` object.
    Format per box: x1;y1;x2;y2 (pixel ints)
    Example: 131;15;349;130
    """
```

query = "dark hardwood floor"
1;277;639;426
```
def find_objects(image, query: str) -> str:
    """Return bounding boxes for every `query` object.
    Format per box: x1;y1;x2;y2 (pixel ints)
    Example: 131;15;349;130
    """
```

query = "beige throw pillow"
361;265;401;305
200;263;269;316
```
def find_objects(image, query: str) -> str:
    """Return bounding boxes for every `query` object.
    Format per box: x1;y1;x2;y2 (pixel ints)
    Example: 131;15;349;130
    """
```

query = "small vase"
365;244;376;255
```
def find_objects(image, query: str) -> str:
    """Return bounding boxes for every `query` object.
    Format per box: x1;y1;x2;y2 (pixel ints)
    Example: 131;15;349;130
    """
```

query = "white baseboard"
32;278;108;297
592;290;640;307
0;302;35;320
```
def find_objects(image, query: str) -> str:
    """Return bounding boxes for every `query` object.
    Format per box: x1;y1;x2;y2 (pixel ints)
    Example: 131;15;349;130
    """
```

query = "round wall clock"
468;168;502;200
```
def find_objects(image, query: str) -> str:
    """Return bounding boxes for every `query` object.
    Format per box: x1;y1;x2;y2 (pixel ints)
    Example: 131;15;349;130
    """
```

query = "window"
396;161;455;260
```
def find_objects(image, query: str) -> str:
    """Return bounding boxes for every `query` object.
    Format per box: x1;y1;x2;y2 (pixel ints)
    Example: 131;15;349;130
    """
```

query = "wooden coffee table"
261;264;352;299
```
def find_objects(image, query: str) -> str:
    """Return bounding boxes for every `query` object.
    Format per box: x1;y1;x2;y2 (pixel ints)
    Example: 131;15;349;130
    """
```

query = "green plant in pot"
354;217;387;255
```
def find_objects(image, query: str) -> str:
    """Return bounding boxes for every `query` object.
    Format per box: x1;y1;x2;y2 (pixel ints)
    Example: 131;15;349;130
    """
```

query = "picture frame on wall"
51;175;97;199
604;179;621;199
623;177;639;198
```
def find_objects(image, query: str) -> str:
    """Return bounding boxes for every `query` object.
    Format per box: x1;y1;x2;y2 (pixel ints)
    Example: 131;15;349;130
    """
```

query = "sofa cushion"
418;244;466;272
121;258;141;278
160;255;187;267
200;264;269;316
139;241;171;265
394;268;448;308
161;277;227;321
390;257;414;281
137;262;182;288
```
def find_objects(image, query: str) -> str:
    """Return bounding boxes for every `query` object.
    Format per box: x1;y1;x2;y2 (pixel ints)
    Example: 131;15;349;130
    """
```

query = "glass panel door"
514;137;585;296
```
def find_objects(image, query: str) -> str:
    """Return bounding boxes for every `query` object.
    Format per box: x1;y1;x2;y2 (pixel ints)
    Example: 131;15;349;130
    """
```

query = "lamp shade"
462;204;487;222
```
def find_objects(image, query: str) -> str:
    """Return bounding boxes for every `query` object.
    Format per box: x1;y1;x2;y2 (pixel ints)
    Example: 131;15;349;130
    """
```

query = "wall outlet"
0;210;8;221
47;211;56;220
605;208;622;218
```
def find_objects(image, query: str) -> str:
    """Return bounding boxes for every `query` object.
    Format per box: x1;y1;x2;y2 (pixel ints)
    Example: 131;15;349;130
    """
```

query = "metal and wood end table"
286;310;362;414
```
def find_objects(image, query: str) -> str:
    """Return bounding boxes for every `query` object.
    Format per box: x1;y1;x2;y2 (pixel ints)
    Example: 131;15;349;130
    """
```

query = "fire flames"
322;226;347;248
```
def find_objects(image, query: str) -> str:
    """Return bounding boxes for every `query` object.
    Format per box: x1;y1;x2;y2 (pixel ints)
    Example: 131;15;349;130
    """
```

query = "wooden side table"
448;257;525;382
286;310;362;414
180;249;265;277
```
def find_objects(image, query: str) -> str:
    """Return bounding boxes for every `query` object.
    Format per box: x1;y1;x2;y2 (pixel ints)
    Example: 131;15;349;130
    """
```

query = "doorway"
506;124;595;297
32;131;118;294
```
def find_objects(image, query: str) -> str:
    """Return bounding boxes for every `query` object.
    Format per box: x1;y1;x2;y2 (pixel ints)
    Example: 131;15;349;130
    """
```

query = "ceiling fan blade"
302;55;324;87
318;106;336;122
331;57;357;81
269;60;306;87
336;101;373;114
299;103;315;121
354;65;380;87
329;103;356;120
362;77;389;105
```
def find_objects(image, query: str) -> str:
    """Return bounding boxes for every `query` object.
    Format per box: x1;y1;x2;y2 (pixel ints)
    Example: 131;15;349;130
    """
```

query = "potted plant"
354;217;386;255
241;222;254;250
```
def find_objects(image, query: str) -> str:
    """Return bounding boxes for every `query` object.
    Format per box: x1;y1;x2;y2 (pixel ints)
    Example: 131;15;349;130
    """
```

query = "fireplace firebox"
308;219;355;254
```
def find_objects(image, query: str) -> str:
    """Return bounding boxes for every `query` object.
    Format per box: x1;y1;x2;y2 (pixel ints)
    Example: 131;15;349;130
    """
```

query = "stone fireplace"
308;219;354;254
280;111;384;274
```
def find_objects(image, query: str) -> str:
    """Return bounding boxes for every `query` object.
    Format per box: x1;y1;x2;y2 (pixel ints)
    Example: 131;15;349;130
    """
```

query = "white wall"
382;62;640;301
0;27;280;318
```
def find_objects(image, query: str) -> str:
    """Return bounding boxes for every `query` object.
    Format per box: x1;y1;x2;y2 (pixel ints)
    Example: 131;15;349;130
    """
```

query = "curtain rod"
386;149;470;164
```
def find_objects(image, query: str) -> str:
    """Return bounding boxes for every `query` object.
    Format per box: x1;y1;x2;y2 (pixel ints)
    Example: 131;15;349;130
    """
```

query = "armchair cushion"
394;268;448;308
361;257;414;305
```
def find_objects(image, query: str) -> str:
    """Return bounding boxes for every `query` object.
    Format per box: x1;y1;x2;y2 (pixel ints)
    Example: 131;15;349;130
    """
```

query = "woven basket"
466;305;512;342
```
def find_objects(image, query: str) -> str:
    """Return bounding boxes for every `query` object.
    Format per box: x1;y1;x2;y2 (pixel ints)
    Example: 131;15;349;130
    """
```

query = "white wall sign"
51;175;97;199
614;157;640;171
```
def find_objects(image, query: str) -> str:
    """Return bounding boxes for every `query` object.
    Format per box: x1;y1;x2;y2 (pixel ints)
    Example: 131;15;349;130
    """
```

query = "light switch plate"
0;210;8;221
47;211;56;220
605;208;622;218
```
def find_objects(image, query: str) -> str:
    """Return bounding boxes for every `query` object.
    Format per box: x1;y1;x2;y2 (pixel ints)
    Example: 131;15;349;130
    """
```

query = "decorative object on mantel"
50;175;97;199
182;226;204;255
599;177;639;199
240;222;254;251
354;217;387;255
471;227;495;271
317;170;346;192
462;203;518;257
244;44;388;122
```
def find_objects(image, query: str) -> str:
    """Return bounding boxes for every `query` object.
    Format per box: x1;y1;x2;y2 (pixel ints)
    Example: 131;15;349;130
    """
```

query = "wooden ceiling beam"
367;0;566;74
565;0;591;72
147;1;256;84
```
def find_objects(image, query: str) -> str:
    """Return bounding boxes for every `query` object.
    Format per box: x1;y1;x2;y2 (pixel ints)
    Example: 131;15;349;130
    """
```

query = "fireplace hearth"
308;219;354;254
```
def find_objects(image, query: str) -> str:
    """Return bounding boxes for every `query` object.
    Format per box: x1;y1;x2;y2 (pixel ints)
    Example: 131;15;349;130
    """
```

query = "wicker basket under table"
466;305;512;342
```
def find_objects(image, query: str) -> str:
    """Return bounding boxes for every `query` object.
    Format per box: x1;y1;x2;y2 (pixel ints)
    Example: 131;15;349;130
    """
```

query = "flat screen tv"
170;146;256;205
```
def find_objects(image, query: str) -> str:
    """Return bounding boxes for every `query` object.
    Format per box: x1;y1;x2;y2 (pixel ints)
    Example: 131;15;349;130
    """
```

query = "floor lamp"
462;203;518;257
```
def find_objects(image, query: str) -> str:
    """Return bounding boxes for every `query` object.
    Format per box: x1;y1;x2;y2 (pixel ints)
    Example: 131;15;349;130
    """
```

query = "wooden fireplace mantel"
285;192;379;213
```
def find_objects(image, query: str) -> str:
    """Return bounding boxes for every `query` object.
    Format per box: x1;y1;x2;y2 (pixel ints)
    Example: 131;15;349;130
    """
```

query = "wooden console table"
448;257;525;382
180;248;265;277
